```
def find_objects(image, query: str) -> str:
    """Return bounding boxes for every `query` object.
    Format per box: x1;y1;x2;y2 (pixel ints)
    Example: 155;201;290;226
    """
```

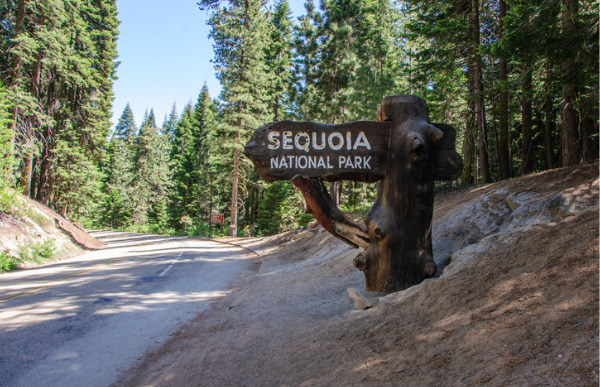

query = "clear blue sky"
112;0;307;130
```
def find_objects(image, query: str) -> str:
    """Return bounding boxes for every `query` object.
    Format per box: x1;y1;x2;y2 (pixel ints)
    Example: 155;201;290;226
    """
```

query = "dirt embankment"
117;162;599;386
0;193;104;266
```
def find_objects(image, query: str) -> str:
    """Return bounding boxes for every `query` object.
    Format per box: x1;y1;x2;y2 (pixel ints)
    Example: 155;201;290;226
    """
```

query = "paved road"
0;231;254;387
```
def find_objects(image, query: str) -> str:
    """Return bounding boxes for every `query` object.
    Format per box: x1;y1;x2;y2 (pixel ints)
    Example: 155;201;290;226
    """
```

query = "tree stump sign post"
244;95;463;293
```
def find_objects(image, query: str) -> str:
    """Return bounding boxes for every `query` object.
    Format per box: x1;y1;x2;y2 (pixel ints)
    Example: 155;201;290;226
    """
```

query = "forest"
0;0;597;237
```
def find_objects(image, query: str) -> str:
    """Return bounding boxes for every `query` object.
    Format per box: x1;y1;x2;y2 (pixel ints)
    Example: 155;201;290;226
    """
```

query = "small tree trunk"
469;0;491;183
560;0;580;166
544;67;555;169
463;97;476;184
19;154;33;196
230;131;240;237
520;64;533;175
497;0;511;180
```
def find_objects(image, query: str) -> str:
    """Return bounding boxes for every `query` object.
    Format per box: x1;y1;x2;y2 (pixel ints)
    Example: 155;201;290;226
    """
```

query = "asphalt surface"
0;231;254;387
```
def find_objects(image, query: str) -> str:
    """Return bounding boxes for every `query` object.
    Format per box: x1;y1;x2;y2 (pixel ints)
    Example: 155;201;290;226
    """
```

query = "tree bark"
560;0;580;166
462;101;476;184
544;66;555;169
359;96;461;292
230;127;240;237
497;0;511;180
469;0;491;183
20;155;33;196
520;64;533;175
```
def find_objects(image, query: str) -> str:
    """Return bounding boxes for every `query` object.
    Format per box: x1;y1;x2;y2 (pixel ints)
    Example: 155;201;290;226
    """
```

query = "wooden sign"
244;120;392;183
210;213;224;224
243;95;463;293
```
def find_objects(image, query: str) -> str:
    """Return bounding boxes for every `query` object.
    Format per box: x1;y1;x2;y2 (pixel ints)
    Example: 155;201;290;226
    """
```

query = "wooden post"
358;96;462;292
244;95;462;293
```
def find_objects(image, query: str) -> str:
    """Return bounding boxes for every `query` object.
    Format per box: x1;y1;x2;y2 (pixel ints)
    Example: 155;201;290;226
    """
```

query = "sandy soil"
115;162;599;387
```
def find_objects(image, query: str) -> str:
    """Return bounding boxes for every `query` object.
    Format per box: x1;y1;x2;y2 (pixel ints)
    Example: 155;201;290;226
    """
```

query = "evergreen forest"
0;0;597;237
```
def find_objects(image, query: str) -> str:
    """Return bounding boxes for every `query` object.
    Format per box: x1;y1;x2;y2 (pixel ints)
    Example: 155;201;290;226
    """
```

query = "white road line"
159;249;184;277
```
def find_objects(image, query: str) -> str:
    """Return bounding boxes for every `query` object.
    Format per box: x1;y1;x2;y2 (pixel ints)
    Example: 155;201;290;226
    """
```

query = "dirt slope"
116;162;599;387
0;193;104;266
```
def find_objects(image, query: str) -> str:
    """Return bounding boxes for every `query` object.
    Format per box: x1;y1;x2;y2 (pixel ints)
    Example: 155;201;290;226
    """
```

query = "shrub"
0;250;19;272
17;238;56;264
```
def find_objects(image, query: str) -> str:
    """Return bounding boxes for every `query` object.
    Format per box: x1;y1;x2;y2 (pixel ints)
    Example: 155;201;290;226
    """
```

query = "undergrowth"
0;239;56;273
0;250;18;272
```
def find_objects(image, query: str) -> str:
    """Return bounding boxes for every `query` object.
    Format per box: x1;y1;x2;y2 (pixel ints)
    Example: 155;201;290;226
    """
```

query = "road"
0;231;255;387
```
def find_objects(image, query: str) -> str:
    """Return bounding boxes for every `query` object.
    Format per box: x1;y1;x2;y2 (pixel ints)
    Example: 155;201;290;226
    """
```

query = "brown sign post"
209;212;224;237
210;213;224;224
244;95;463;293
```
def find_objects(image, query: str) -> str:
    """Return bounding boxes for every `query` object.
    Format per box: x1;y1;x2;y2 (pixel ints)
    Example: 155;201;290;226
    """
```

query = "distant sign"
210;213;224;224
244;120;391;183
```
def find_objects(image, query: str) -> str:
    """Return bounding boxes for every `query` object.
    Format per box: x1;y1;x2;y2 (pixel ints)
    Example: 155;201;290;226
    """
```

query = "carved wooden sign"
244;95;463;293
243;120;392;183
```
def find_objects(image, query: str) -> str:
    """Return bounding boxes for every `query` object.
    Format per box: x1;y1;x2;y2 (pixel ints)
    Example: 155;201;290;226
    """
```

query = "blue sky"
112;0;307;129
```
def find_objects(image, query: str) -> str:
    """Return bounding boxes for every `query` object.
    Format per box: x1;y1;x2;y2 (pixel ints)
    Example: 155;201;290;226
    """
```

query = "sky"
112;0;308;130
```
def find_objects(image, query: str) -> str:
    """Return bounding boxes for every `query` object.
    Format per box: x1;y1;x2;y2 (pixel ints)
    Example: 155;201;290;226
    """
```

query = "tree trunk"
230;129;240;237
544;66;555;169
560;0;580;166
462;97;476;184
582;113;599;162
360;96;454;292
36;156;50;203
330;181;342;207
469;0;491;183
20;155;33;196
520;64;533;175
497;0;511;180
209;174;214;238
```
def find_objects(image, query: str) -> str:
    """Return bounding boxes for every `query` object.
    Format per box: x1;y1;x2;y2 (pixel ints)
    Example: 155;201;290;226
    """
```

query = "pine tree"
190;85;215;221
203;0;272;236
468;0;491;183
169;103;195;226
315;0;361;124
352;0;403;119
115;103;138;139
162;103;179;142
267;0;294;121
290;0;322;120
132;112;170;225
0;0;118;218
0;82;14;189
256;180;291;235
103;137;135;228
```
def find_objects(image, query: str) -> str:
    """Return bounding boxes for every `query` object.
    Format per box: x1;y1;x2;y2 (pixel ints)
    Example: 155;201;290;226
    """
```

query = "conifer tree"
0;82;14;189
202;0;272;236
115;103;138;139
0;0;118;217
170;103;195;226
352;0;403;119
132;111;170;225
190;85;215;220
162;103;179;142
290;0;322;120
103;137;135;228
267;0;294;121
315;0;360;124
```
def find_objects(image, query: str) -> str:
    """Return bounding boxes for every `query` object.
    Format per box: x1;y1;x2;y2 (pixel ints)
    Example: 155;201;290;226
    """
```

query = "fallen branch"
291;175;370;249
